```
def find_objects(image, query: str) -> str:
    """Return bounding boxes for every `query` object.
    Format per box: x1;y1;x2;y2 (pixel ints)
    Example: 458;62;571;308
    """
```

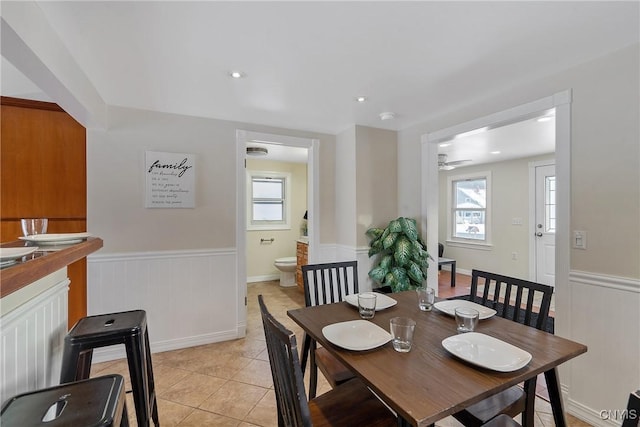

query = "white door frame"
529;160;556;284
421;91;571;300
236;130;319;333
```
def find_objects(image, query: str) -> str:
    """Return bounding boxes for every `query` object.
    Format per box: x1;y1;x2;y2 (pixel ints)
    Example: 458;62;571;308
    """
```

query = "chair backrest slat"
469;269;554;331
258;295;312;427
302;261;359;308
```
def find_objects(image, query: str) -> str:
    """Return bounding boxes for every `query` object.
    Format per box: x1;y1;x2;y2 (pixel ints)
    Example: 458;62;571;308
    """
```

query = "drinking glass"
417;287;435;311
357;293;377;319
455;307;479;333
390;317;416;352
21;218;48;237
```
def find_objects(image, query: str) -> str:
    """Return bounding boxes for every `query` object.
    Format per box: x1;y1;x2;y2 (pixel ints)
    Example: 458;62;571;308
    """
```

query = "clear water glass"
358;292;377;319
390;317;416;352
417;287;435;311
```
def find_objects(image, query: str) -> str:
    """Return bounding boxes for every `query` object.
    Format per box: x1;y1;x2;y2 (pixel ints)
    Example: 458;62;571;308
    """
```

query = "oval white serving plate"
442;332;532;372
433;300;497;320
0;247;38;262
19;232;92;245
344;293;397;311
322;319;392;351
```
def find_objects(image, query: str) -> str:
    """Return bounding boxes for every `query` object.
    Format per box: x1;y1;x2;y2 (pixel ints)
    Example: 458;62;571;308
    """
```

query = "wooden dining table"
287;290;587;427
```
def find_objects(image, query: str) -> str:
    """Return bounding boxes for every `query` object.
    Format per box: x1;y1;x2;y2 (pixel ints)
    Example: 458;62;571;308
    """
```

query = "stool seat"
65;310;147;344
1;375;128;427
60;310;158;427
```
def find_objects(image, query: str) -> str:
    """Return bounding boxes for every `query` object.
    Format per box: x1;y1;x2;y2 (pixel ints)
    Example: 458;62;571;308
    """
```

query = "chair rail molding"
87;248;239;362
564;269;640;426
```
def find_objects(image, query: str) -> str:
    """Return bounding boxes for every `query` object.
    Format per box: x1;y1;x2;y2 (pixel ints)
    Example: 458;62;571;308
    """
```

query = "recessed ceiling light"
229;71;245;79
379;112;395;120
355;96;367;103
439;143;452;148
490;151;501;155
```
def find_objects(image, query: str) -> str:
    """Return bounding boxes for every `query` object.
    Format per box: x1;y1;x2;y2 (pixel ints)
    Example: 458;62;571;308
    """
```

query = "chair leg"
144;331;160;427
308;339;318;399
125;335;151;427
60;346;89;383
120;401;130;427
545;368;567;427
300;332;311;374
522;377;537;427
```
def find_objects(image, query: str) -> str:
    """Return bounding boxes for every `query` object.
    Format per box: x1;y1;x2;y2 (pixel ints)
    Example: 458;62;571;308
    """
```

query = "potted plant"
366;217;431;293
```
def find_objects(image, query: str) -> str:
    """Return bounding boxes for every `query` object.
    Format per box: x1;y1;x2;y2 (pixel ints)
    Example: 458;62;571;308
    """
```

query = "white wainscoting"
0;276;69;404
87;248;239;362
564;270;640;427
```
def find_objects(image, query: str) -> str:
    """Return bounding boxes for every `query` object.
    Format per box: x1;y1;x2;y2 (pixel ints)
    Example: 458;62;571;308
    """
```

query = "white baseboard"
91;329;240;363
247;274;279;283
567;396;617;427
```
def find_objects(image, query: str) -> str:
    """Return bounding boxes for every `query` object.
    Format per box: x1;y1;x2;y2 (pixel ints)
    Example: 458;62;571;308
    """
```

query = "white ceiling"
1;1;638;164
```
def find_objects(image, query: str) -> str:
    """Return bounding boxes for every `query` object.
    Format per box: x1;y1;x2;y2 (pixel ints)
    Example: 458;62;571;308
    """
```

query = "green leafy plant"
367;217;431;292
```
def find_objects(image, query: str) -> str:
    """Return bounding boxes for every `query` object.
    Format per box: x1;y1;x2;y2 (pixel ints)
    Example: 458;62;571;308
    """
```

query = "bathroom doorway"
236;130;319;324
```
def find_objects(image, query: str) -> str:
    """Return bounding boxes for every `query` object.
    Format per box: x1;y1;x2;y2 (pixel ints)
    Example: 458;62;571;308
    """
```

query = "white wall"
399;44;640;425
355;125;398;247
88;106;335;252
335;126;357;248
86;106;335;358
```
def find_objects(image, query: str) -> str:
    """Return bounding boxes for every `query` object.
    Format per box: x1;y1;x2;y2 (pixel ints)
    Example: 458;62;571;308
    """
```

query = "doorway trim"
236;130;319;333
421;90;571;298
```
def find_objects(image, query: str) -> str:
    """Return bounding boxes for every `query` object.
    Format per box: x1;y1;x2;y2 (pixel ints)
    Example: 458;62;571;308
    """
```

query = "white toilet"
274;257;297;287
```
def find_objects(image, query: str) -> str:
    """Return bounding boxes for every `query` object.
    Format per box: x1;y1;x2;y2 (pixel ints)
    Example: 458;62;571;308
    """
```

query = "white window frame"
446;171;493;250
246;170;292;231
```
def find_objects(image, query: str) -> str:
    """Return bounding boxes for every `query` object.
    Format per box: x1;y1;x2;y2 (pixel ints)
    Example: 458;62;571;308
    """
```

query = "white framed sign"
145;151;195;208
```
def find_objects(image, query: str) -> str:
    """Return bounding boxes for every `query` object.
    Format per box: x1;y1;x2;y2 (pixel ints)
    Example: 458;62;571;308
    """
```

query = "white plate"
19;233;92;245
0;247;38;262
442;332;532;372
344;293;397;311
322;320;392;351
433;300;497;320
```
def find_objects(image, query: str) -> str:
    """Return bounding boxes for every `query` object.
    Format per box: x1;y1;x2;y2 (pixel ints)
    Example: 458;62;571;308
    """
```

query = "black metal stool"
59;310;159;427
1;374;129;427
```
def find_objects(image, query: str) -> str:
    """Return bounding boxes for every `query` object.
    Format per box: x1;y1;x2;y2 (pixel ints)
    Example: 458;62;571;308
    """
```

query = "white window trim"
246;170;292;231
446;170;493;250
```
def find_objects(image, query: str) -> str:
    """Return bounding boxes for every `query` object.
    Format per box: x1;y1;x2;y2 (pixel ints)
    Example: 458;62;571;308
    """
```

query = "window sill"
247;224;291;231
445;240;493;251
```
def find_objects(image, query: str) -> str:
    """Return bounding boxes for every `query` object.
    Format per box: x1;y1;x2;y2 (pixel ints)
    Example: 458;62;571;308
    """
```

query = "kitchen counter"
1;237;103;299
1;236;103;401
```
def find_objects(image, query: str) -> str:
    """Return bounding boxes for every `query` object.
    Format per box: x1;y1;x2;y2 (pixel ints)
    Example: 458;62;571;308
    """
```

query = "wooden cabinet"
296;240;308;290
1;97;87;327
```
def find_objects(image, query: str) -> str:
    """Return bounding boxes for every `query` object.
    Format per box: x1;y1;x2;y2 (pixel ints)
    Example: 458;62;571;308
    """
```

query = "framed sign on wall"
145;151;195;208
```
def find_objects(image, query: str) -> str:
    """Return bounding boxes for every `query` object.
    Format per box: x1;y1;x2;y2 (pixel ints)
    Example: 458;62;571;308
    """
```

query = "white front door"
534;163;556;286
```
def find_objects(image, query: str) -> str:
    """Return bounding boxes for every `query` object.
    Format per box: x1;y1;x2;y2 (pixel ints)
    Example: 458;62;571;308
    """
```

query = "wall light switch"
573;230;587;249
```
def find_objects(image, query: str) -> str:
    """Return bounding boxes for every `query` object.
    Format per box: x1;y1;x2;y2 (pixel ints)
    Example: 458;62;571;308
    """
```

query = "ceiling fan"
438;153;472;170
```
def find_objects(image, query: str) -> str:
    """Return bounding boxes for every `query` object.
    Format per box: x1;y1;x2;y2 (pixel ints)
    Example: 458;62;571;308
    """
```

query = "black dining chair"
300;261;358;398
452;269;554;427
622;390;640;427
257;295;397;427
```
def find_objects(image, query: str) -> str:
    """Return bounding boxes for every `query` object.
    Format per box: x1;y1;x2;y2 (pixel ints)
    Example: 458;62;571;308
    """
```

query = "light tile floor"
91;280;592;426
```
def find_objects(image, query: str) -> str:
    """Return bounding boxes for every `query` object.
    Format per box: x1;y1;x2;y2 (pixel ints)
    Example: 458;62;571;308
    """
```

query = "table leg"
397;416;413;427
545;368;567;427
451;262;456;287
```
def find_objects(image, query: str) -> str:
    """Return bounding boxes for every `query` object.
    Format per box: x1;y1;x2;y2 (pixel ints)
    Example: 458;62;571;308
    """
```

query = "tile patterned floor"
91;277;590;426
